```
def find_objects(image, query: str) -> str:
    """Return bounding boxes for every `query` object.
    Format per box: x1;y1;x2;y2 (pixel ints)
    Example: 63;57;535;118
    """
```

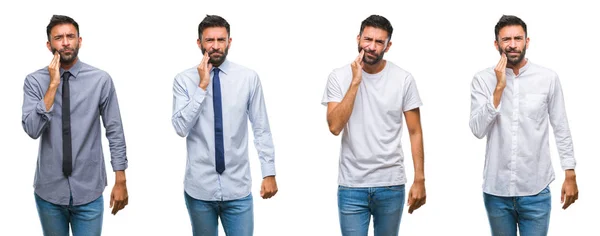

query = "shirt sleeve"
22;75;53;139
469;74;501;139
171;73;207;137
402;74;423;111
321;71;343;106
248;73;276;178
99;74;128;171
548;74;575;170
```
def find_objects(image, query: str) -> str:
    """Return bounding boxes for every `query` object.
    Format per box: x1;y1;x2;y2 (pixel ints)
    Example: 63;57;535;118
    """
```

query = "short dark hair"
198;15;230;39
359;15;393;41
46;15;79;41
494;15;527;41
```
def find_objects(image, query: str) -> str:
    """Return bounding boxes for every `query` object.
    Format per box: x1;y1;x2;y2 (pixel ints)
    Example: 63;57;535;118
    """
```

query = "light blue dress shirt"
172;59;275;201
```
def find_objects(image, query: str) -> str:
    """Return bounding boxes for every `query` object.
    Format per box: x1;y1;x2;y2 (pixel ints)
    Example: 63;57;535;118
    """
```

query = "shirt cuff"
111;159;128;171
487;98;501;113
560;159;576;171
36;101;53;120
191;87;207;112
260;163;276;178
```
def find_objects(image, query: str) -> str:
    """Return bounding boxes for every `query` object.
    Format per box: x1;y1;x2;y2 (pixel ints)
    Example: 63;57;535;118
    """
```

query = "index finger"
500;52;507;67
50;51;59;66
355;49;364;63
200;52;209;67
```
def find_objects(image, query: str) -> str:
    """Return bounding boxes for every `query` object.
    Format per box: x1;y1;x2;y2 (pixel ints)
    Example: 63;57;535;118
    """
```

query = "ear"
197;38;202;49
356;34;360;44
494;40;499;51
78;36;82;49
46;41;52;52
384;40;392;53
228;37;232;48
525;37;530;50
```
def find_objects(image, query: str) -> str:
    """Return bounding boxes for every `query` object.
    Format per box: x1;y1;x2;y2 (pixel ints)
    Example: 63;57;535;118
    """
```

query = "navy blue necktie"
213;68;225;174
62;71;73;177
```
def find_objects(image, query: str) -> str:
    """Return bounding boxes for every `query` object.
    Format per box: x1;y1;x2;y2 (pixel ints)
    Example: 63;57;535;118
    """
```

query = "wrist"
199;82;208;90
565;169;576;180
413;176;425;183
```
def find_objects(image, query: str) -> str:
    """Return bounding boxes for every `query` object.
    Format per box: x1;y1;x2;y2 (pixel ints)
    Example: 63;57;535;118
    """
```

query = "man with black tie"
22;15;129;236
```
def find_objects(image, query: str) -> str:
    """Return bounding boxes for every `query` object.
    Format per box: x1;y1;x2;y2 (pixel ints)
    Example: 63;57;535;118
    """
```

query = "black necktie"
213;68;225;174
62;71;72;177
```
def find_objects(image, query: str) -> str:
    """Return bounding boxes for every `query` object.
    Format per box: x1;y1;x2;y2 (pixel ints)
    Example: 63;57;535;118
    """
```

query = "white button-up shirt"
469;60;575;196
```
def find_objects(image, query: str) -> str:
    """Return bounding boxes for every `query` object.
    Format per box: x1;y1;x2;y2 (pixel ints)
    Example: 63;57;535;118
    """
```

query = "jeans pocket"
538;186;551;195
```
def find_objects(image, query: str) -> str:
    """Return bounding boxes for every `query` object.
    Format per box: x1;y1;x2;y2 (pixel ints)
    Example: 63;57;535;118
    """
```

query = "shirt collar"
60;59;83;79
212;59;230;75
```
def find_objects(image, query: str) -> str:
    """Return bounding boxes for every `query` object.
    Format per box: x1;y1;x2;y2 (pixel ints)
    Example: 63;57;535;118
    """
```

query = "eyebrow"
501;35;524;40
53;33;77;37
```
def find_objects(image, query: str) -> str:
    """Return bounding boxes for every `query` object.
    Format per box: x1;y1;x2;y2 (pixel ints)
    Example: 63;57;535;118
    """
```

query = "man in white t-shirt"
321;14;426;236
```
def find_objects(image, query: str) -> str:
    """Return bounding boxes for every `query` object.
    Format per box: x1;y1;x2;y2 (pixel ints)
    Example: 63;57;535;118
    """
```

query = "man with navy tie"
172;14;278;236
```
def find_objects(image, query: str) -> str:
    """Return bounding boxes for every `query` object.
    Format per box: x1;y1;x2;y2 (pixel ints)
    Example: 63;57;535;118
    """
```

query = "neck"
60;57;78;70
506;58;527;75
362;60;386;74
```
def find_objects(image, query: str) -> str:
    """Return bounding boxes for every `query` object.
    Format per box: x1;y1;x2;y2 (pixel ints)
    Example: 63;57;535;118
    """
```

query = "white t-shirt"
321;61;422;187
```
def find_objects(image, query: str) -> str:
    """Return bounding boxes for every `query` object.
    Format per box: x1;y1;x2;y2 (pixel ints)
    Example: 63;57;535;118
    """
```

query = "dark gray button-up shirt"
22;59;128;205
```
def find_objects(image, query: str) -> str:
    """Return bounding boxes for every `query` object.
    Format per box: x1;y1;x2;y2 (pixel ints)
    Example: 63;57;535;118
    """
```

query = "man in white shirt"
322;15;426;236
469;15;579;236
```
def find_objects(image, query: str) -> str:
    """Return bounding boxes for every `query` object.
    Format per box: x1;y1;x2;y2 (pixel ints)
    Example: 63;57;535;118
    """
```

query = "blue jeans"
483;186;551;236
35;193;104;236
184;191;254;236
338;185;406;236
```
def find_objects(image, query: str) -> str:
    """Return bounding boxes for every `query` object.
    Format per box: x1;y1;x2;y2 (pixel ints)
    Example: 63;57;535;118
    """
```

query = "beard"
499;46;526;66
51;44;80;65
201;46;229;67
357;45;385;65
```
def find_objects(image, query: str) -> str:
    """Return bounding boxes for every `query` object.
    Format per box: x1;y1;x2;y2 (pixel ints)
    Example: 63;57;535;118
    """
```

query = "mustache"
52;48;75;54
504;47;520;53
207;49;223;55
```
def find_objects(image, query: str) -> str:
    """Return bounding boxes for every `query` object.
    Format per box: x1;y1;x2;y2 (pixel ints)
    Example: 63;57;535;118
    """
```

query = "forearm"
469;91;502;139
327;83;359;135
492;86;504;108
101;88;128;171
43;84;59;111
172;86;206;137
22;82;54;139
409;131;425;182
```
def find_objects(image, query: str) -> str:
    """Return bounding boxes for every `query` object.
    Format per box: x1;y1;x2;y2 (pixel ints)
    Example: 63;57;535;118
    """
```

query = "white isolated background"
0;0;597;235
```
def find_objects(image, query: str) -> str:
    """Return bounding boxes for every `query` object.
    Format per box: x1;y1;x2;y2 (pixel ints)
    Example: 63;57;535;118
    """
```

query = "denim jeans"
484;186;552;236
35;193;104;236
338;185;406;236
184;191;254;236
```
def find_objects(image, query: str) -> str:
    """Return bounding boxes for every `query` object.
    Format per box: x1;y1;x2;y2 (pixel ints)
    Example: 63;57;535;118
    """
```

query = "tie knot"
62;71;71;81
213;68;220;75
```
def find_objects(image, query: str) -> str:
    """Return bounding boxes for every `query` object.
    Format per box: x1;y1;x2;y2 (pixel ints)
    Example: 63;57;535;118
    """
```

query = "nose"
61;36;70;47
508;39;517;48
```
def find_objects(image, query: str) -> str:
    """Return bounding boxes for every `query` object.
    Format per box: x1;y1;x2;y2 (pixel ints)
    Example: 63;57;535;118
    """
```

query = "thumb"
110;192;114;208
260;183;265;197
407;191;413;206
